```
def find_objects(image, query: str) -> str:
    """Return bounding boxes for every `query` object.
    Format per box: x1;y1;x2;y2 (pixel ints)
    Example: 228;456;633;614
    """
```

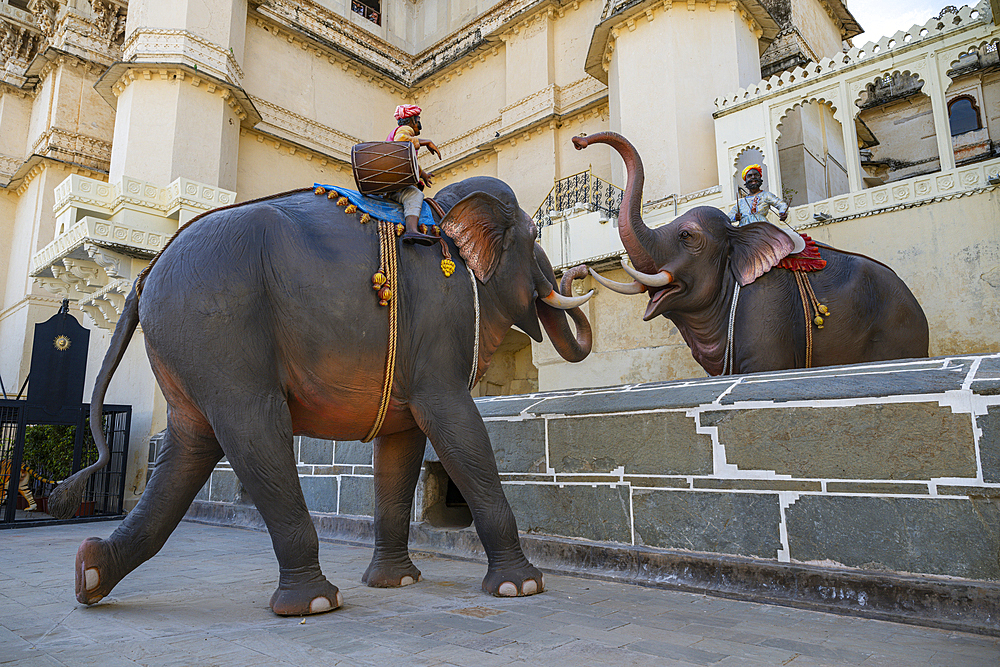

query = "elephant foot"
482;565;545;597
362;557;423;588
269;578;343;616
75;537;121;605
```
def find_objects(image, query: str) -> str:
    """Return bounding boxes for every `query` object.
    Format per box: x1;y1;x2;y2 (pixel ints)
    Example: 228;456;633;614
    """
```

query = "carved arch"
854;70;925;109
775;97;839;138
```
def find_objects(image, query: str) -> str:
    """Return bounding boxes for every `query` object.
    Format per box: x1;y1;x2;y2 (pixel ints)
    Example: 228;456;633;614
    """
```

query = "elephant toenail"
522;579;538;595
335;591;344;608
400;576;415;586
309;597;332;613
498;582;518;596
84;568;100;591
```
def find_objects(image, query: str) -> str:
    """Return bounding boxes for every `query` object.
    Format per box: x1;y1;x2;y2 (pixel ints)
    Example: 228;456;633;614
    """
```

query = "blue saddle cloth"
314;184;437;230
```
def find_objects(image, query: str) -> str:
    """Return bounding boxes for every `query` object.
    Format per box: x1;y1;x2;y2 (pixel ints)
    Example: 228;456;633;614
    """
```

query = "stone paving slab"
0;521;997;666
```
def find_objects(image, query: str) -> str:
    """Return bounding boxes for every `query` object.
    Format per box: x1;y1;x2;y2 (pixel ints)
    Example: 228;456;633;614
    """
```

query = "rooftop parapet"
715;1;993;113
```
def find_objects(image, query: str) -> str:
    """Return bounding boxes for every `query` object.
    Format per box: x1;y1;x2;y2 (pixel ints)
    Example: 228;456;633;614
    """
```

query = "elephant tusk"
541;289;595;310
588;267;645;295
620;258;673;287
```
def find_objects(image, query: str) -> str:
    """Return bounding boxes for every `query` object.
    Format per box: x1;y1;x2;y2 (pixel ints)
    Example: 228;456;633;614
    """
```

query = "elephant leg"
75;415;222;605
208;394;341;616
412;392;544;598
363;427;426;587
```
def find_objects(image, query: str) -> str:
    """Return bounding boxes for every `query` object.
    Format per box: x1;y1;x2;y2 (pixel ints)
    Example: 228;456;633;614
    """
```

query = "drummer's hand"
419;168;434;188
734;211;741;222
424;140;442;159
779;211;788;222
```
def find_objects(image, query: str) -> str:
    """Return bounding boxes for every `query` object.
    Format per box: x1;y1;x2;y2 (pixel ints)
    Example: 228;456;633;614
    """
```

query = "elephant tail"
47;283;141;520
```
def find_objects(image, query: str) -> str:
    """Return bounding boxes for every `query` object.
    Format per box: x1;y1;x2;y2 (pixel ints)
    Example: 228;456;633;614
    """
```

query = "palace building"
2;0;999;509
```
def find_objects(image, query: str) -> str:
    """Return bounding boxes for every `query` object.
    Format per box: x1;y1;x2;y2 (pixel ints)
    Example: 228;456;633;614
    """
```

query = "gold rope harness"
363;217;400;443
793;271;830;368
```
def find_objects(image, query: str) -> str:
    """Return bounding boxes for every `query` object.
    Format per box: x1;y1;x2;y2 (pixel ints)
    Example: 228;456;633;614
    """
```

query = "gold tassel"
395;223;405;237
360;213;371;224
314;186;326;195
345;204;358;214
337;196;349;206
327;191;338;199
372;272;386;289
441;259;455;277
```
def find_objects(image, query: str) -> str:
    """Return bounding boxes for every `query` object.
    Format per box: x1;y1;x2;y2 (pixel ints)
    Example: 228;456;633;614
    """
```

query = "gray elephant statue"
50;176;594;616
573;132;928;375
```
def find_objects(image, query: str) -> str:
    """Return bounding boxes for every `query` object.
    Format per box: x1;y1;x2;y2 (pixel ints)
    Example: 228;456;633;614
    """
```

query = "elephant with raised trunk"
573;132;928;375
50;176;594;616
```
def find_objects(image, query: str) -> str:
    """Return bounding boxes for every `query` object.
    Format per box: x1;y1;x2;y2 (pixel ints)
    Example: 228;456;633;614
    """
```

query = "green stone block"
979;407;999;483
209;470;240;503
300;476;338;513
338;475;374;517
502;483;632;544
703;403;976;479
633;490;782;558
335;439;372;466
485;419;546;473
786;496;1000;580
547;413;712;475
299;436;334;465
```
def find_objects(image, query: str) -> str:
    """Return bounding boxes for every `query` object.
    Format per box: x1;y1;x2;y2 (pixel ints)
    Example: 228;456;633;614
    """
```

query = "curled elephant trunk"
572;132;658;275
533;251;593;363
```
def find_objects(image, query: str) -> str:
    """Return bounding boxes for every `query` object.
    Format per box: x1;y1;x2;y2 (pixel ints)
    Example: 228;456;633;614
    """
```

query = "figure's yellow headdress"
741;164;763;180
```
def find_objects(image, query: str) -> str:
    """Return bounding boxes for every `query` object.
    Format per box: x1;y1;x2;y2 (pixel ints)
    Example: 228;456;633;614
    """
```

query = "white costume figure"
730;164;805;254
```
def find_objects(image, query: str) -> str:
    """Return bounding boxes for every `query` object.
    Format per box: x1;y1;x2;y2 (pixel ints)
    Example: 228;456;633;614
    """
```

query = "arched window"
948;96;981;136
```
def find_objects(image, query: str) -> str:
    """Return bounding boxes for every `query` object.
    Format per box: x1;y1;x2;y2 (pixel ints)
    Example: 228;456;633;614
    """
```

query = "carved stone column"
102;0;255;190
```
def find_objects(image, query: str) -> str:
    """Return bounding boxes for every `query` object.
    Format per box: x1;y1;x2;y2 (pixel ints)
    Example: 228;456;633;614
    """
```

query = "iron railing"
1;401;131;527
533;170;624;230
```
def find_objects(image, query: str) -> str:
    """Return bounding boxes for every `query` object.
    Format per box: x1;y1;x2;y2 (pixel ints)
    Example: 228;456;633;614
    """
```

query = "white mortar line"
776;492;799;563
544;416;553;474
962;356;983;391
628;484;636;546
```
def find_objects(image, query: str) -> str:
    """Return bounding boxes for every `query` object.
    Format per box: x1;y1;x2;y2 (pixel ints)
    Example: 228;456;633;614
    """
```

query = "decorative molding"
27;0;58;39
123;28;244;86
34;173;237;329
30;126;112;172
107;66;252;123
88;0;126;46
249;95;358;161
715;2;993;112
253;0;588;87
779;158;1000;228
13;156;103;196
0;153;21;181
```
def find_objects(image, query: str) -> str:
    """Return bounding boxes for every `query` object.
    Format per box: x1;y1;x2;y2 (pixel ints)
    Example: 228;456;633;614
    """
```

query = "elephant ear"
728;222;795;286
440;192;514;283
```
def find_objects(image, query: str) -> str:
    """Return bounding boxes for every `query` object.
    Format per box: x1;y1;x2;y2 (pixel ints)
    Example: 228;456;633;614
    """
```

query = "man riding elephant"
386;104;442;245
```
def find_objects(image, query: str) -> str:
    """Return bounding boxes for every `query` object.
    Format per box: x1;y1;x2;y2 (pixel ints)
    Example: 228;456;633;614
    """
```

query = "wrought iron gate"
0;400;131;528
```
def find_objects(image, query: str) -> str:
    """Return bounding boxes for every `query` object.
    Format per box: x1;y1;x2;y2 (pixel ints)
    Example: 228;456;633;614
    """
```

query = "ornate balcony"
31;174;235;329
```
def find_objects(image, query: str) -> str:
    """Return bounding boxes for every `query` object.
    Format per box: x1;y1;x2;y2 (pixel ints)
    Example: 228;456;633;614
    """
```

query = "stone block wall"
189;353;1000;583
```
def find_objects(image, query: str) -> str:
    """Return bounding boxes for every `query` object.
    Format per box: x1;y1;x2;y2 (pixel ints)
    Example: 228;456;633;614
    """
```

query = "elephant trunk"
533;250;593;362
572;132;658;274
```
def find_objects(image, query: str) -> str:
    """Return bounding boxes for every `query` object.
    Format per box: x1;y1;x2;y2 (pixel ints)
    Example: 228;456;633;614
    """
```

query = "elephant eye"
679;230;691;240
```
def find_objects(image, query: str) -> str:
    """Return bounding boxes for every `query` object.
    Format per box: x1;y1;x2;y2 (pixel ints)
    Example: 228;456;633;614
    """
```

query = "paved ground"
1;520;997;666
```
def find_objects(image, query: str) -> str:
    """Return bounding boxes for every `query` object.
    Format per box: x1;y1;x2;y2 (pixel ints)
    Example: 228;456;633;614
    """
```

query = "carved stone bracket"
27;0;58;39
32;172;237;329
89;0;126;46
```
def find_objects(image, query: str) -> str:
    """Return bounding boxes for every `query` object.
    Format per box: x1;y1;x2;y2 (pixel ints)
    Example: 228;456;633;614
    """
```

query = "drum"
351;141;419;195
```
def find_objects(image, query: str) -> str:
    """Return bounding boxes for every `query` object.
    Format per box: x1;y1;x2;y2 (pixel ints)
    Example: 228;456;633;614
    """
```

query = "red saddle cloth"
778;234;826;272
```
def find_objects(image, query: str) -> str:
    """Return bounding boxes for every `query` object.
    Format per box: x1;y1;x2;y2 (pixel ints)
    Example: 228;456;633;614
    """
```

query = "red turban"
394;105;421;120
